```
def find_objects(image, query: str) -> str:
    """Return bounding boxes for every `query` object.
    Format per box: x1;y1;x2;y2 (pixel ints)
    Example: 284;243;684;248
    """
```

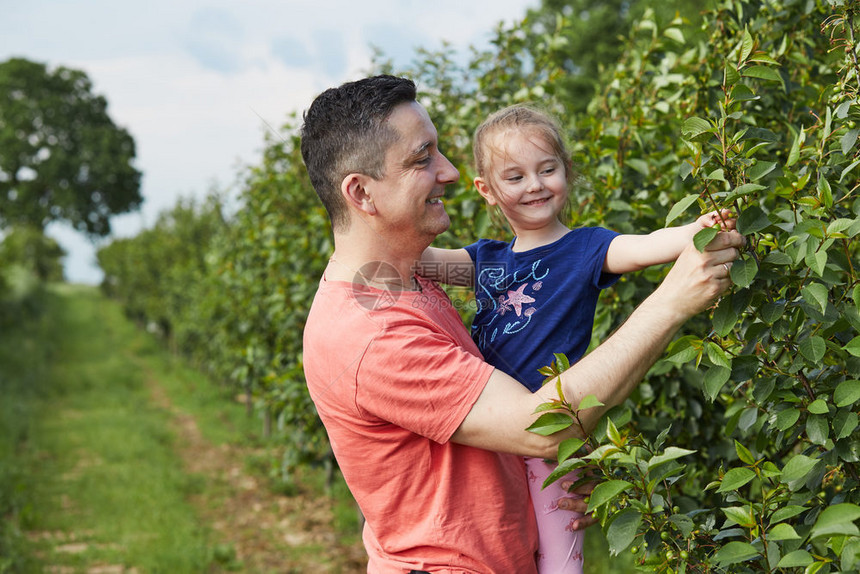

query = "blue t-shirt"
464;228;620;392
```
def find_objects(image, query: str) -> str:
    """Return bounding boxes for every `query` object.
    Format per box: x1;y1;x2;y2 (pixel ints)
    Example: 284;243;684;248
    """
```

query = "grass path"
1;285;365;573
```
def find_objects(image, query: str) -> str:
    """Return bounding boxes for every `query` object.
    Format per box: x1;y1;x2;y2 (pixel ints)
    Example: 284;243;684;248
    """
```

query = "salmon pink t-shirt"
303;274;538;573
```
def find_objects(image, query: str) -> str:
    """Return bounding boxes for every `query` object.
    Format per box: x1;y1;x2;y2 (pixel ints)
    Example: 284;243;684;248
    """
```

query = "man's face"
367;101;459;247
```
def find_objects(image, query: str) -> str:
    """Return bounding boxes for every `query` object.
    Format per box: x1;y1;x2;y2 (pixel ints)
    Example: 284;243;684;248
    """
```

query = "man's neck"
329;232;425;291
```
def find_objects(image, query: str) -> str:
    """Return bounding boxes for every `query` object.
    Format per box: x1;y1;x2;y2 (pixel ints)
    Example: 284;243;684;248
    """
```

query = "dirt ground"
148;381;369;573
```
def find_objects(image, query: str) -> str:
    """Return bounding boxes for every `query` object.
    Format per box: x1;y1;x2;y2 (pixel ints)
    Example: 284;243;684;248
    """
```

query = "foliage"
0;57;142;236
0;225;65;282
525;1;860;571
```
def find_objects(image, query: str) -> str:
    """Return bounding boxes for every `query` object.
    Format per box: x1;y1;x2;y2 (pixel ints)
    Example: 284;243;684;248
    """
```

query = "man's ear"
474;177;496;206
341;173;377;215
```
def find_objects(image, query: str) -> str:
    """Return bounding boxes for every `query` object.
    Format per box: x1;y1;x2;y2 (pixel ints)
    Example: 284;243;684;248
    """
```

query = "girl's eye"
505;175;523;182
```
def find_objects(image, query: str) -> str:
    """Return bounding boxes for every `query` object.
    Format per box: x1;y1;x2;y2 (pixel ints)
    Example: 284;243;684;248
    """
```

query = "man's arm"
605;209;735;274
418;246;474;286
451;230;744;459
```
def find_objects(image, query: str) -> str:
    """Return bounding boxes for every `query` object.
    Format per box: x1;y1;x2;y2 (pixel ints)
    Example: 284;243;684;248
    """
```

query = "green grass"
1;285;214;572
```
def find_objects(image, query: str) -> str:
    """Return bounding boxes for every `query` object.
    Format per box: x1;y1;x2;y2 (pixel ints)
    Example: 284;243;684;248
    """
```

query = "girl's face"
474;129;568;235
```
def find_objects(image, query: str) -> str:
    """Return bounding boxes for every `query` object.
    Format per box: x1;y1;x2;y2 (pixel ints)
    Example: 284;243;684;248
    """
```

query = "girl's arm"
418;246;475;287
604;209;735;274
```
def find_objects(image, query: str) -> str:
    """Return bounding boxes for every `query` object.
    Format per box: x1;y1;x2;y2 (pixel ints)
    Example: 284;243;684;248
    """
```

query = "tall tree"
0;58;142;236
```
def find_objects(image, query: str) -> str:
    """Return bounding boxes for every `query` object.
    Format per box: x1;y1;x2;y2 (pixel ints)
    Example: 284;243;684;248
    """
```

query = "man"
300;75;743;573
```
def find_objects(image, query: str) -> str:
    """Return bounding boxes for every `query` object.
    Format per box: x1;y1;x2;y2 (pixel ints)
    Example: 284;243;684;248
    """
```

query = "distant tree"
0;57;142;236
0;225;65;282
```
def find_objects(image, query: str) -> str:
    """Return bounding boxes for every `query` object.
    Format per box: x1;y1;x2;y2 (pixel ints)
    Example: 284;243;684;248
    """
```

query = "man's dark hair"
300;75;417;231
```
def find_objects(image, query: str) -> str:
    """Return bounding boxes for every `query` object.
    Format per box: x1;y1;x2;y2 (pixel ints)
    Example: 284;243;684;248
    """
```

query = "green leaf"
706;341;732;369
808;399;829;415
723;506;755;527
713;541;759;565
682;117;713;142
718;467;756;492
768;523;801;540
786;127;804;167
801;283;829;313
606;508;642;555
712;298;738;336
835;411;858;440
742;65;785;89
777;550;814;568
740;29;754;63
781;454;820;489
693;227;720;252
663;27;685;44
841;127;860;155
586;480;633;513
577;394;605;411
737;205;771;234
730;257;758;288
553;353;570;371
665;195;700;227
735;440;755;465
706;168;726;182
626;158;649;175
805;249;828;277
806;414;828;446
827;217;855;235
732;83;759;102
761;300;786;323
775;408;800;431
810;503;860;539
648;447;696;471
543;458;586;489
557;437;586;464
726;183;766;202
526;412;574;436
799;336;826;363
844;336;860;357
606;418;622;446
725;64;741;87
835;380;860;407
818;177;833;209
747;160;777;180
704;366;731;402
840;159;860;183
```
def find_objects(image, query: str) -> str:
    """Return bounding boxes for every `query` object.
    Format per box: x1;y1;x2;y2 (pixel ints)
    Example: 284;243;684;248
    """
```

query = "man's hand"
557;478;598;531
652;229;745;321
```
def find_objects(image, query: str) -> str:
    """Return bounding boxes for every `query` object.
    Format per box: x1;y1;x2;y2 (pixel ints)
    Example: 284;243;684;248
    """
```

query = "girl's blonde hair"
473;104;573;186
472;104;574;228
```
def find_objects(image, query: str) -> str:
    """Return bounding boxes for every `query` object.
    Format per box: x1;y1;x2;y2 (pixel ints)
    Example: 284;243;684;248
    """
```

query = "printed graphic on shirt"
473;259;549;346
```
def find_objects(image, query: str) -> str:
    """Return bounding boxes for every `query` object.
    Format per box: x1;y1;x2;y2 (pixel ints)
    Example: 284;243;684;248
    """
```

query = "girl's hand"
697;209;736;231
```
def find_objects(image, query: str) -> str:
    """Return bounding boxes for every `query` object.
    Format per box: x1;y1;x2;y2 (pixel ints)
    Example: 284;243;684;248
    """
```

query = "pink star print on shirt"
504;284;536;317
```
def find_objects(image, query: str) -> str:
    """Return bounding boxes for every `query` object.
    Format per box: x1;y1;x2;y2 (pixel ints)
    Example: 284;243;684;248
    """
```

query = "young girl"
421;104;734;574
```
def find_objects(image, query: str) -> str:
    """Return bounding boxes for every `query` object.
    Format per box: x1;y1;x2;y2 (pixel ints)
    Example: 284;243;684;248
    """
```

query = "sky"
1;0;537;284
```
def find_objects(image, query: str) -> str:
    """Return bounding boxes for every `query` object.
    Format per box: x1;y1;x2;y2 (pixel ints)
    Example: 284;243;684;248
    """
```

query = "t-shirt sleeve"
354;318;494;444
586;227;622;289
463;239;485;263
